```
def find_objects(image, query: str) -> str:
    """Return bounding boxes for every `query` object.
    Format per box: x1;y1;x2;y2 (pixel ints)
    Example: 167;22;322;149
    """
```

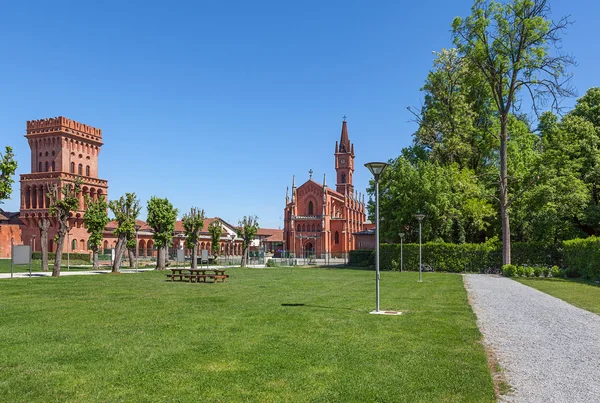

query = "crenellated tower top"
26;116;102;141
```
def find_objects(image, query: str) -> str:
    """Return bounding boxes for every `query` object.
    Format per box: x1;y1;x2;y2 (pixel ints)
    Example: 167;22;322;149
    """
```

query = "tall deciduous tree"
182;207;205;269
147;197;177;270
84;196;109;269
48;179;82;277
0;146;17;204
208;220;222;259
237;216;259;267
38;215;50;272
452;0;575;264
108;193;141;273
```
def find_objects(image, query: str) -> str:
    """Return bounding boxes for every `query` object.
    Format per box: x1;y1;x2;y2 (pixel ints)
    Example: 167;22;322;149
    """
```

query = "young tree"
237;215;259;267
0;146;17;204
108;193;141;273
182;207;205;269
84;196;110;269
147;196;177;270
48;179;82;277
208;220;222;260
452;0;575;264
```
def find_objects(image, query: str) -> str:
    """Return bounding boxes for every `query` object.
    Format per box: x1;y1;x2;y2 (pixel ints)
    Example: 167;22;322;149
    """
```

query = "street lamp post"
365;161;389;314
399;232;405;272
31;235;36;277
415;214;425;282
135;225;141;273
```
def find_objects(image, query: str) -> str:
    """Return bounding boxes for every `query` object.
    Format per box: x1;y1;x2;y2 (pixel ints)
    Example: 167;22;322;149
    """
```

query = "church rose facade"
283;120;367;258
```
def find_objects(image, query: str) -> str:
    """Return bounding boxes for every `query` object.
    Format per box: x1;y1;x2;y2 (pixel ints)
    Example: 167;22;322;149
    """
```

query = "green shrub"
515;266;525;277
562;237;600;279
550;266;560;278
349;250;374;267
523;266;533;277
533;267;543;277
502;264;517;277
266;259;277;267
31;252;90;262
542;267;550;277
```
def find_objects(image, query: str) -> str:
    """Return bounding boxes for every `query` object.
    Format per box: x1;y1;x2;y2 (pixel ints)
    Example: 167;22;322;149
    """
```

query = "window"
78;164;83;175
38;162;42;172
70;162;75;173
85;165;90;176
297;224;301;232
302;224;306;232
341;174;346;184
335;231;340;244
45;161;49;172
311;224;316;232
308;201;314;215
51;161;55;171
71;239;77;251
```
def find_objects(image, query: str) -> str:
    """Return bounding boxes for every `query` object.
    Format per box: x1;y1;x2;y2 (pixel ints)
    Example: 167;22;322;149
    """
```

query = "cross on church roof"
309;169;313;180
342;115;347;122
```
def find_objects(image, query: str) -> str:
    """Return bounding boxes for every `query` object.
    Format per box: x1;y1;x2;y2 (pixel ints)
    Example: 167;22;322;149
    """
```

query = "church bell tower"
335;117;355;195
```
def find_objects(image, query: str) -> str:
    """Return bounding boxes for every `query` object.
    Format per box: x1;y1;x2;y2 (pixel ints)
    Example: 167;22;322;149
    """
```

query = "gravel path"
464;274;600;403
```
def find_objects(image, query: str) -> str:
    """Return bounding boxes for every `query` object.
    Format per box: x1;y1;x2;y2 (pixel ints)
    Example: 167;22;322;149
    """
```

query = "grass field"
0;259;156;273
0;268;495;402
515;277;600;315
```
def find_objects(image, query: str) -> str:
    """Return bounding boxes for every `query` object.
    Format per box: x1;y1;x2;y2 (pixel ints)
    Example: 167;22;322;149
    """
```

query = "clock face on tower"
340;158;346;165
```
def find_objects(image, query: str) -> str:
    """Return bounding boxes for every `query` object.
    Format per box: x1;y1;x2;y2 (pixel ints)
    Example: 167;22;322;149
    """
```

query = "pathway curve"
464;274;600;403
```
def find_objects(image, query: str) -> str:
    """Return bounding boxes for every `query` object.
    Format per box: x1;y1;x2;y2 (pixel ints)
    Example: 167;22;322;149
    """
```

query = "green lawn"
0;259;156;273
515;277;600;315
0;268;495;402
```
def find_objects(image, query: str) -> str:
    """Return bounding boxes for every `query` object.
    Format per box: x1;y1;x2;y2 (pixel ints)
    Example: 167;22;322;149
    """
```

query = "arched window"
302;224;306;232
71;239;77;251
335;231;340;244
311;224;316;232
85;165;90;176
341;174;346;184
78;164;83;175
297;224;301;232
38;162;42;172
45;161;49;172
70;162;75;173
308;201;314;215
51;161;55;171
80;239;85;250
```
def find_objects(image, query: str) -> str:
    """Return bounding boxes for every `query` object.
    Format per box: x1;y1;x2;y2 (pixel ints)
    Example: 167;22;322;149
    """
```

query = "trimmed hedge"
32;252;91;262
350;241;560;273
563;237;600;280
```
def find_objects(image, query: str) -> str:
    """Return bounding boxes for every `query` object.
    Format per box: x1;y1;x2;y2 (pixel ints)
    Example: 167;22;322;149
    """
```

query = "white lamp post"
415;214;425;282
399;232;405;272
365;161;389;314
66;225;71;272
230;233;236;265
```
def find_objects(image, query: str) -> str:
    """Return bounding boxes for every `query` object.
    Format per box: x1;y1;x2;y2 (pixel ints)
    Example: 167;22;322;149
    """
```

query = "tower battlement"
26;116;102;139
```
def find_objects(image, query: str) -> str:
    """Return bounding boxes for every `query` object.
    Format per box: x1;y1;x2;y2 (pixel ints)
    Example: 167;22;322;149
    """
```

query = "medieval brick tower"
19;117;108;252
283;119;366;259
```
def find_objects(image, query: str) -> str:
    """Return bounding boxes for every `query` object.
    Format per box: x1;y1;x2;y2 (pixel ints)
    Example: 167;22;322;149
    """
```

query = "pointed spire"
292;175;296;189
323;173;327;188
286;186;289;204
339;120;350;153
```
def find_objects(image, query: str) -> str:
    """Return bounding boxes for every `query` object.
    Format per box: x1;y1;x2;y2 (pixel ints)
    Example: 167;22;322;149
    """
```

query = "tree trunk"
112;236;126;273
191;244;198;269
155;245;166;270
128;248;135;268
52;230;66;277
241;247;248;267
38;218;50;272
92;246;99;269
500;119;511;265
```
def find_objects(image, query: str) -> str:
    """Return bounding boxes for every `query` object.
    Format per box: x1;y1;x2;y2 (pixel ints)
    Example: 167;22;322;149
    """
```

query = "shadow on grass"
281;302;366;313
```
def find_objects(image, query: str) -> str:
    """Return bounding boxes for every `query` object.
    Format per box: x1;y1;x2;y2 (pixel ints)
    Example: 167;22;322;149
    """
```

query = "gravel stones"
464;274;600;403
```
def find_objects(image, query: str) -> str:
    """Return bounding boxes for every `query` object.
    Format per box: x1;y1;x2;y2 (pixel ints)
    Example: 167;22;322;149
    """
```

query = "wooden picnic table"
166;268;229;283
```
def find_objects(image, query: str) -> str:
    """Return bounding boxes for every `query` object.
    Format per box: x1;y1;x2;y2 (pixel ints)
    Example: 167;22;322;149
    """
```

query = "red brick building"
283;120;366;258
19;117;108;253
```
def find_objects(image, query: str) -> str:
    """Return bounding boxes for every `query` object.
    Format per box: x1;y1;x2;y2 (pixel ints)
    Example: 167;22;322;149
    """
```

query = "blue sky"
1;0;598;229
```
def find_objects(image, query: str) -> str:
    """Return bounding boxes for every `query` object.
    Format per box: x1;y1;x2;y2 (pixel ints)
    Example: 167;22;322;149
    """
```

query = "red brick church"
283;120;367;258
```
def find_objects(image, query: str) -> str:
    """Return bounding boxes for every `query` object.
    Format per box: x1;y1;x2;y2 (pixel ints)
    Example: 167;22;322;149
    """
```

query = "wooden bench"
166;272;186;281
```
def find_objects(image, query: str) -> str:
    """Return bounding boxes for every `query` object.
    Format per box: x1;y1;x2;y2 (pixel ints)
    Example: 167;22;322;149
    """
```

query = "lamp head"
399;232;405;239
415;214;425;222
364;162;389;179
